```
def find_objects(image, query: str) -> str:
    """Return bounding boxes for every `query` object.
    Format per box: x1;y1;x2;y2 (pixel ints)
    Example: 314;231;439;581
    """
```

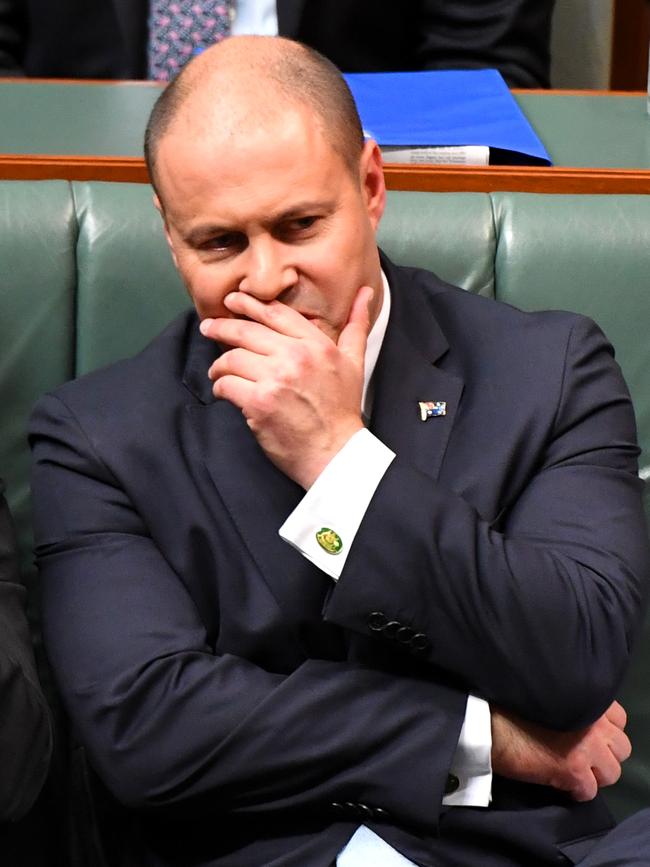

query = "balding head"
144;36;365;198
147;36;386;343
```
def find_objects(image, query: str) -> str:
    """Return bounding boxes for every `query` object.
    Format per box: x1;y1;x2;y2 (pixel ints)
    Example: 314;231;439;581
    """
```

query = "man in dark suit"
0;480;52;836
0;0;554;87
30;36;650;867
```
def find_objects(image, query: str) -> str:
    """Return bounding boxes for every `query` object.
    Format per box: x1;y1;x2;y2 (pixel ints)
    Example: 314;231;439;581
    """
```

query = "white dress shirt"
230;0;279;37
279;274;492;863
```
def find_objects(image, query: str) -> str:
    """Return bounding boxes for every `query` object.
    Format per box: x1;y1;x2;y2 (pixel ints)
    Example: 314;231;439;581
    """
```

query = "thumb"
338;284;374;364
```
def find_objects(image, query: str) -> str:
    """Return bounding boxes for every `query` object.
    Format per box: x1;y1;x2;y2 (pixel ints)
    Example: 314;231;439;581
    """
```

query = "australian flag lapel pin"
419;401;447;421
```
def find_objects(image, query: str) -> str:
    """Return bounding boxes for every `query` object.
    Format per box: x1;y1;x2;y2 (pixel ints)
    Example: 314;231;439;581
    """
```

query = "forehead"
156;105;353;225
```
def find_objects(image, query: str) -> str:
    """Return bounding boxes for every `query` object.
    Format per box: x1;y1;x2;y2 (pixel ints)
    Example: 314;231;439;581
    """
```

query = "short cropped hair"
144;39;365;196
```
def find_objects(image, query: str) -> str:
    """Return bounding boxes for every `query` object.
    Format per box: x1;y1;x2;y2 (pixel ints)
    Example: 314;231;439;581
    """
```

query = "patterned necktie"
148;0;235;81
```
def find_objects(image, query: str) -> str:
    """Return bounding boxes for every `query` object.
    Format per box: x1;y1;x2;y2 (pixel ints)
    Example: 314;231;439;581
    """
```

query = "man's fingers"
489;708;629;805
208;347;267;383
222;292;328;340
201;317;281;356
338;285;374;362
605;700;627;730
570;772;599;803
211;373;255;410
591;751;623;789
568;713;631;799
589;722;630;791
607;724;632;763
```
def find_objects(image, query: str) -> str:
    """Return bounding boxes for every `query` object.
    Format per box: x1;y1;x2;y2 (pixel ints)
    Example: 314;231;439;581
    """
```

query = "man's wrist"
298;418;365;490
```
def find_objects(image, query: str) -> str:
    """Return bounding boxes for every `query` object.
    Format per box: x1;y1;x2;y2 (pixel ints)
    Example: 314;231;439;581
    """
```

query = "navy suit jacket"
30;257;649;866
0;0;554;87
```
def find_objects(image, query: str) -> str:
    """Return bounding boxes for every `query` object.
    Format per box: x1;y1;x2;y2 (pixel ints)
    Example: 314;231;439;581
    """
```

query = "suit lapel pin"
419;401;447;421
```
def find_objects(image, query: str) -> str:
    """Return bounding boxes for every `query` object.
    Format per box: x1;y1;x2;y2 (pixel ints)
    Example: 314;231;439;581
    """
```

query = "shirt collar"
362;270;391;419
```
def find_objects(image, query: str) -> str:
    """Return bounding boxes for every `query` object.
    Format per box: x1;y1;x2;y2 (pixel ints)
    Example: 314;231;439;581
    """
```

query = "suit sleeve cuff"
279;428;395;580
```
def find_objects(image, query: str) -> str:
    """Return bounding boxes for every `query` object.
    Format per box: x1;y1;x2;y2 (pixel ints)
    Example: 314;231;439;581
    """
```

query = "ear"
153;194;180;269
359;139;386;231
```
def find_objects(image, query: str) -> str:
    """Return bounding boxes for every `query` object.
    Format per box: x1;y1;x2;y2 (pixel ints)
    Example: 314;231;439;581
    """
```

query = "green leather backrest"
72;182;187;374
0;181;76;589
380;191;496;298
0;181;648;819
493;193;650;491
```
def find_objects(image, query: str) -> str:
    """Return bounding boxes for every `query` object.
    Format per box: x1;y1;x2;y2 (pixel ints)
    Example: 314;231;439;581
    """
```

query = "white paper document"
381;145;490;166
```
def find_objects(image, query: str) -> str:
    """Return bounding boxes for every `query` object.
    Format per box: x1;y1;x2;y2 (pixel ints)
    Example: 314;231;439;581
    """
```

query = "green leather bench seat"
0;181;648;822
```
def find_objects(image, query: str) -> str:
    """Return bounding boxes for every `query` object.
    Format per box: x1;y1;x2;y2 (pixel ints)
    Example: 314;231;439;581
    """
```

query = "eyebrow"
184;224;233;246
275;200;337;221
183;199;337;246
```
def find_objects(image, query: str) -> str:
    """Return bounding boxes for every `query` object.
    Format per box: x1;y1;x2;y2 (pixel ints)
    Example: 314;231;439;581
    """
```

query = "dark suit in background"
0;480;51;823
0;0;555;87
0;480;52;864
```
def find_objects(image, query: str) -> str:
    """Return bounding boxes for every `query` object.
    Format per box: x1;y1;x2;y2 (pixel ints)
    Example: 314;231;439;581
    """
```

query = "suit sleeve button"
383;620;402;639
411;632;430;652
445;773;460;795
396;626;415;644
367;611;388;631
371;806;391;821
357;803;374;820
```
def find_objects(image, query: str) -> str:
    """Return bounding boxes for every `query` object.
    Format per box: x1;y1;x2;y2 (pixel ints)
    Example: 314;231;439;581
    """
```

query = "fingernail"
199;318;214;335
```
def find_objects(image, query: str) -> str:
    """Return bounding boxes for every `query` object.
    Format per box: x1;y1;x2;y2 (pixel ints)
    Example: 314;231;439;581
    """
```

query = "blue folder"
343;69;551;166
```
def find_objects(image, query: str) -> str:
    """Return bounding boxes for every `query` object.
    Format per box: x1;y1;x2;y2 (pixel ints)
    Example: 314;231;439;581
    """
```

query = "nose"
238;237;298;301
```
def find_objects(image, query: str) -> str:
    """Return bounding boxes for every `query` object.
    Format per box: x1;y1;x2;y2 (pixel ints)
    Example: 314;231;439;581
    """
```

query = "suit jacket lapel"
276;0;307;38
182;325;336;646
371;257;464;482
180;257;463;644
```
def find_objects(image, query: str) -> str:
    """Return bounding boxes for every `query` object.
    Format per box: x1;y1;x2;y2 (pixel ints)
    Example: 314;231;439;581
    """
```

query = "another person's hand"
201;286;373;489
491;701;631;801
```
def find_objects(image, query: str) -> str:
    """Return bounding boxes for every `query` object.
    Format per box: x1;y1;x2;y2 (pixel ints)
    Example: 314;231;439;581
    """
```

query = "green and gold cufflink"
315;527;343;555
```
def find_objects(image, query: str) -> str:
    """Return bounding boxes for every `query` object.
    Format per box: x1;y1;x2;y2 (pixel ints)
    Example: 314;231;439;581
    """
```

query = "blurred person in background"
0;0;555;87
0;479;52;864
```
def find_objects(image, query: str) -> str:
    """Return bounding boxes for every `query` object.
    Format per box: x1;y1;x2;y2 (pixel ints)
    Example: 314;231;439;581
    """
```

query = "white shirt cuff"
279;428;395;580
443;695;492;807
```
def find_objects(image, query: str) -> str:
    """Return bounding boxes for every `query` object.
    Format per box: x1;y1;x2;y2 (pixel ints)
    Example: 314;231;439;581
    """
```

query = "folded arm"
30;393;466;825
324;317;649;729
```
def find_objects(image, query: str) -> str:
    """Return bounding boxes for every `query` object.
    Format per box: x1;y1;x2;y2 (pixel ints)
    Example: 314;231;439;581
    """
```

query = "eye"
292;216;318;230
200;232;246;254
279;216;320;239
